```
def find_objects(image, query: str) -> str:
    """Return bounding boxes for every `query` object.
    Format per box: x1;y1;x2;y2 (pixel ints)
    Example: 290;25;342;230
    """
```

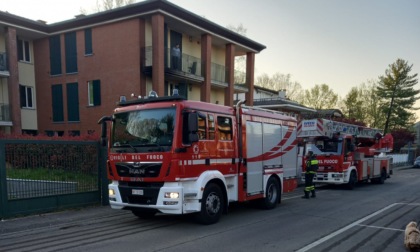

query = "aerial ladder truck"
297;118;393;189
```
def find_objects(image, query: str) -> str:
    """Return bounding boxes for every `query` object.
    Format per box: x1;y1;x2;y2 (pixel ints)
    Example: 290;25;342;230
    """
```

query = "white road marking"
357;224;404;232
296;203;405;252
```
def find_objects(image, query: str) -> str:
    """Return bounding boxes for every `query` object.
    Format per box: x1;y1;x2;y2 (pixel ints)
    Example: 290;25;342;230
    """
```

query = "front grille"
119;182;163;205
115;162;162;178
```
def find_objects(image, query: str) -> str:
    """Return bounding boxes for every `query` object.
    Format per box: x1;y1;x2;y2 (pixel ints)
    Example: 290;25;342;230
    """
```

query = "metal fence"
0;139;108;219
389;153;410;167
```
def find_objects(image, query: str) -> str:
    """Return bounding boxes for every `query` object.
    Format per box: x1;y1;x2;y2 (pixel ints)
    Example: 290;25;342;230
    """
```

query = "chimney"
278;89;286;99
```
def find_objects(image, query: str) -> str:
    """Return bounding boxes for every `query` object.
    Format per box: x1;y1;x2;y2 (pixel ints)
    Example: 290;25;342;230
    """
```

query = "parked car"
413;156;420;168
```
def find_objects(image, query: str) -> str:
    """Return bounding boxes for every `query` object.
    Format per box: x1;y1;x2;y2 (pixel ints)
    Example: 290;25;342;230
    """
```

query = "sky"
2;0;420;115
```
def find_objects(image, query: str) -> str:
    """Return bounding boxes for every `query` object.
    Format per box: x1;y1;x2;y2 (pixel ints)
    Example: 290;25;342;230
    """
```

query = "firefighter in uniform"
302;151;318;199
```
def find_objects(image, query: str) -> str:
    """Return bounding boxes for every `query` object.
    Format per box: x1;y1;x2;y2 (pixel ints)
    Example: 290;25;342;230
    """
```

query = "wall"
18;53;38;130
34;18;143;135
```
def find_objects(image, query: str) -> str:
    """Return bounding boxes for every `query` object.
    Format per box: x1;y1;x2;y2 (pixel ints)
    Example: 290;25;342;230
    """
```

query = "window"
197;113;216;140
49;35;62;75
198;113;207;140
19;85;34;108
51;84;64;122
208;114;215;140
217;116;232;141
85;28;93;55
22;130;37;136
65;32;78;73
17;39;30;62
88;80;101;106
67;82;80;122
68;130;80;136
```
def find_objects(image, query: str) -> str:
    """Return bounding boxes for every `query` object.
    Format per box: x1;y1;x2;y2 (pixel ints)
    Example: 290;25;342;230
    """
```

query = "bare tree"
226;24;247;83
80;0;136;14
255;73;303;102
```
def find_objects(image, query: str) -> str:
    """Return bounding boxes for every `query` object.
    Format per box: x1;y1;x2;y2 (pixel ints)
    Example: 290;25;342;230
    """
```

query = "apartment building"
1;0;266;136
0;14;43;135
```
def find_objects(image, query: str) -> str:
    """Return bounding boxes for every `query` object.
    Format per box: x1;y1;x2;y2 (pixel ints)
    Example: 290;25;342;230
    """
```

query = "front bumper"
108;181;201;215
302;172;348;184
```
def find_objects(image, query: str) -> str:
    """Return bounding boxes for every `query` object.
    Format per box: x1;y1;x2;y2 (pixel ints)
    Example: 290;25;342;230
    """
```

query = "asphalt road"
1;166;419;252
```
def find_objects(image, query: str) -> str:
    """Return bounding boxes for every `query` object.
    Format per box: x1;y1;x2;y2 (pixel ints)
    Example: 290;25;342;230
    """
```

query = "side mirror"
98;116;112;147
188;112;198;143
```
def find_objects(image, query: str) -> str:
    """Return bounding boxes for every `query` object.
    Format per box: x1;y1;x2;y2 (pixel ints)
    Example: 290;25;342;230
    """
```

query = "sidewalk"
0;205;115;235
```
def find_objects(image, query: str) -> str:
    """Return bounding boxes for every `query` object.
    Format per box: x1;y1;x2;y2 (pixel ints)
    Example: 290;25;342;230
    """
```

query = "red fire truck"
99;91;299;224
297;118;394;189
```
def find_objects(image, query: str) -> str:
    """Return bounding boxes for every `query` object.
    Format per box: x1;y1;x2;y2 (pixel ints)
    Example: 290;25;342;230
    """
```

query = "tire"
347;170;357;190
378;169;386;184
131;209;157;219
195;183;224;225
261;177;280;210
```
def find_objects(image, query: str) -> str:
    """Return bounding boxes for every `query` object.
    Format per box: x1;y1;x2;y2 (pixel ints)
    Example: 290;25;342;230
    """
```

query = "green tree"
341;80;386;129
363;80;386;129
377;59;419;133
255;73;303;102
343;87;365;122
302;84;338;110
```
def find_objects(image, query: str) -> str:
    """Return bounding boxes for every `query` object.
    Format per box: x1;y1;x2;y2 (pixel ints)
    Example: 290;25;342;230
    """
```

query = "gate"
0;139;108;219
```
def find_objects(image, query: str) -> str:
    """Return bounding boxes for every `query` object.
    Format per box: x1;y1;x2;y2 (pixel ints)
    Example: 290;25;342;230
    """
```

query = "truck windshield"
305;138;343;155
111;107;176;153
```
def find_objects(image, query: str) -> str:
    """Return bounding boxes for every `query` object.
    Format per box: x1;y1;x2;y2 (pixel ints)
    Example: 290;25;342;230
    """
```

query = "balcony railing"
142;46;246;85
143;46;202;76
143;46;231;83
211;62;225;83
0;52;7;72
0;103;11;121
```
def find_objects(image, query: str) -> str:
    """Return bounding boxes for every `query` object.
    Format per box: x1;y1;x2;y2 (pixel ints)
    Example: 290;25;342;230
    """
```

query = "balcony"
0;103;12;125
0;52;9;77
142;46;227;85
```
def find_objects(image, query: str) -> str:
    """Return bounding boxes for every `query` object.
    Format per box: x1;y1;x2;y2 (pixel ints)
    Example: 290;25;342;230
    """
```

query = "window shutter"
49;36;62;75
17;39;23;61
66;83;80;121
51;84;64;122
27;87;33;107
65;32;78;73
24;41;30;62
19;85;26;108
92;80;101;106
85;29;93;55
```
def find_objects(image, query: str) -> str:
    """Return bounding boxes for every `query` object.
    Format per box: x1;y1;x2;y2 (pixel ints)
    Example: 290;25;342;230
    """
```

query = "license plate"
132;189;144;195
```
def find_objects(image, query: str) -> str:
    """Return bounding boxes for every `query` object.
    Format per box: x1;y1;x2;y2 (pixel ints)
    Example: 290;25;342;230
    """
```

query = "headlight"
109;189;115;196
164;192;179;199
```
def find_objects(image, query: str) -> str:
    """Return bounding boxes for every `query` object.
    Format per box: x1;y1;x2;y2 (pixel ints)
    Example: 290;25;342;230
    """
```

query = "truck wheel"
347;171;357;190
378;169;386;184
131;209;157;219
261;176;280;209
195;183;224;225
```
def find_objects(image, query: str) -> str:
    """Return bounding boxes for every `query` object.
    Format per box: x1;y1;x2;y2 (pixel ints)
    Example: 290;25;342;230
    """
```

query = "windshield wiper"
117;143;137;153
146;142;164;152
